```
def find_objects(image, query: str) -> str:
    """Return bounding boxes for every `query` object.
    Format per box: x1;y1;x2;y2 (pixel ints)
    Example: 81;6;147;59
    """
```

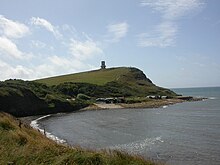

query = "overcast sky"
0;0;220;88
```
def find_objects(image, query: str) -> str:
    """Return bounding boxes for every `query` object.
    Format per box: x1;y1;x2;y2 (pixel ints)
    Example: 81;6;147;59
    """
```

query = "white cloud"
48;55;88;72
69;38;103;61
0;16;30;60
0;15;30;38
0;54;92;80
0;16;103;81
0;59;34;80
0;36;24;59
140;0;204;20
49;55;73;67
139;0;205;47
106;22;129;42
138;21;177;47
33;56;93;79
30;17;62;39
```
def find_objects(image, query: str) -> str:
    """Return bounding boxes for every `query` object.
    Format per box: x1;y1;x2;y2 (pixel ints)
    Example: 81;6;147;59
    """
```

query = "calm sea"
37;87;220;165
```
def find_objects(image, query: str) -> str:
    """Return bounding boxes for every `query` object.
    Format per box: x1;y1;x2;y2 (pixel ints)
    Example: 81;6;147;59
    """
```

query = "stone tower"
101;61;106;69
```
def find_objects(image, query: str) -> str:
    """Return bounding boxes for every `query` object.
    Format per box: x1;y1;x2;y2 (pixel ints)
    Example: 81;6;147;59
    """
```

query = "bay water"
37;87;220;165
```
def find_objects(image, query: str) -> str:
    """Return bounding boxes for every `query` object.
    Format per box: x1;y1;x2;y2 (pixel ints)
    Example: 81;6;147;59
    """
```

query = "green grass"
35;67;131;86
34;67;177;98
0;86;24;97
0;112;158;165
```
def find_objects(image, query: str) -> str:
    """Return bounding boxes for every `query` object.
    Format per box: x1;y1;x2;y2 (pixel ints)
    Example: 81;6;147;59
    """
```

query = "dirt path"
94;103;123;109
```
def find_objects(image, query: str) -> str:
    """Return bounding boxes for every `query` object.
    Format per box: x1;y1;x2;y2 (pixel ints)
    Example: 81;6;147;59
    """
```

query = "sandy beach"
81;98;193;111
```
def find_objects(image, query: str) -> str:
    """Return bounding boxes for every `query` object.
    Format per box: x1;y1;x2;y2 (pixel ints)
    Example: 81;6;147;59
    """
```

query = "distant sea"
35;87;220;165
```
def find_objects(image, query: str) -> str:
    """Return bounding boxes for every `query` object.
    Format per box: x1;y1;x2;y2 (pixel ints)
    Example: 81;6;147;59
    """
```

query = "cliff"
0;80;87;117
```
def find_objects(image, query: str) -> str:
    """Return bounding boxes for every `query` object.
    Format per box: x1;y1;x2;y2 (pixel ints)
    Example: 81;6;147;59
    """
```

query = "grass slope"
36;67;147;86
36;67;176;97
0;112;157;165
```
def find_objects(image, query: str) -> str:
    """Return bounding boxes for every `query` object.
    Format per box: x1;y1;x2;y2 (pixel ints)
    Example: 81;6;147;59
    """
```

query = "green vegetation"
124;97;150;104
0;67;177;117
0;112;157;165
36;67;132;86
0;67;178;164
0;80;88;117
36;67;177;97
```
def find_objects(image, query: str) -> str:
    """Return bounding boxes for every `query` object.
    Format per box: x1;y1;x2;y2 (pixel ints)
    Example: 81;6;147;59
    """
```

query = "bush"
125;97;149;104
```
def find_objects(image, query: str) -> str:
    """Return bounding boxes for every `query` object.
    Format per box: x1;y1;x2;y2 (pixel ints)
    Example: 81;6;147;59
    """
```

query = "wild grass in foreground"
0;112;159;165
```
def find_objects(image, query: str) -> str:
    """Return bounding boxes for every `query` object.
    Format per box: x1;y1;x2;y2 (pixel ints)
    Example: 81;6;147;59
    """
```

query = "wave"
209;97;216;100
30;115;66;144
30;115;51;129
162;106;168;109
109;136;163;154
196;96;217;100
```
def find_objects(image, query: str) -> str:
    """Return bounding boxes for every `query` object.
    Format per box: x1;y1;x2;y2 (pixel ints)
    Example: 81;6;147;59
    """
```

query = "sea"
33;87;220;165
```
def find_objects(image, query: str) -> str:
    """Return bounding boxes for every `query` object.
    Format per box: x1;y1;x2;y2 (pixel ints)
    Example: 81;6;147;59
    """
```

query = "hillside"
36;67;177;97
0;112;157;165
0;80;88;117
36;67;153;86
0;67;177;117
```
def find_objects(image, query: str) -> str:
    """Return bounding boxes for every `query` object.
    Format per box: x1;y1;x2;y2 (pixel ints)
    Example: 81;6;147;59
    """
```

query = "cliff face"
0;86;47;116
118;67;153;84
0;81;87;117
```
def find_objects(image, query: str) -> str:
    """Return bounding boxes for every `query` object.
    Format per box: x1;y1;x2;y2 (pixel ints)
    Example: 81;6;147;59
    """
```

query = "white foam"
30;115;66;144
209;97;216;100
109;136;163;154
30;115;51;129
163;106;168;109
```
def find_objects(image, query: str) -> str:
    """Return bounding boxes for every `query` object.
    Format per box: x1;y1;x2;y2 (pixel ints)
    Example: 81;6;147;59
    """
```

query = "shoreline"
15;96;208;164
19;96;205;143
19;99;185;146
1;112;158;165
81;97;204;111
20;97;205;124
19;98;187;147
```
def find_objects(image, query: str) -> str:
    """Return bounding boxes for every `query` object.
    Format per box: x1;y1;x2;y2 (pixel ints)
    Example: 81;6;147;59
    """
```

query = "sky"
0;0;220;88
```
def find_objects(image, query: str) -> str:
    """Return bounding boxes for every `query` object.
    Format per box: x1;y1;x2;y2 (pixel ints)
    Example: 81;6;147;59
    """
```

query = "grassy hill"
0;67;177;117
0;112;157;165
36;67;152;86
36;67;176;97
